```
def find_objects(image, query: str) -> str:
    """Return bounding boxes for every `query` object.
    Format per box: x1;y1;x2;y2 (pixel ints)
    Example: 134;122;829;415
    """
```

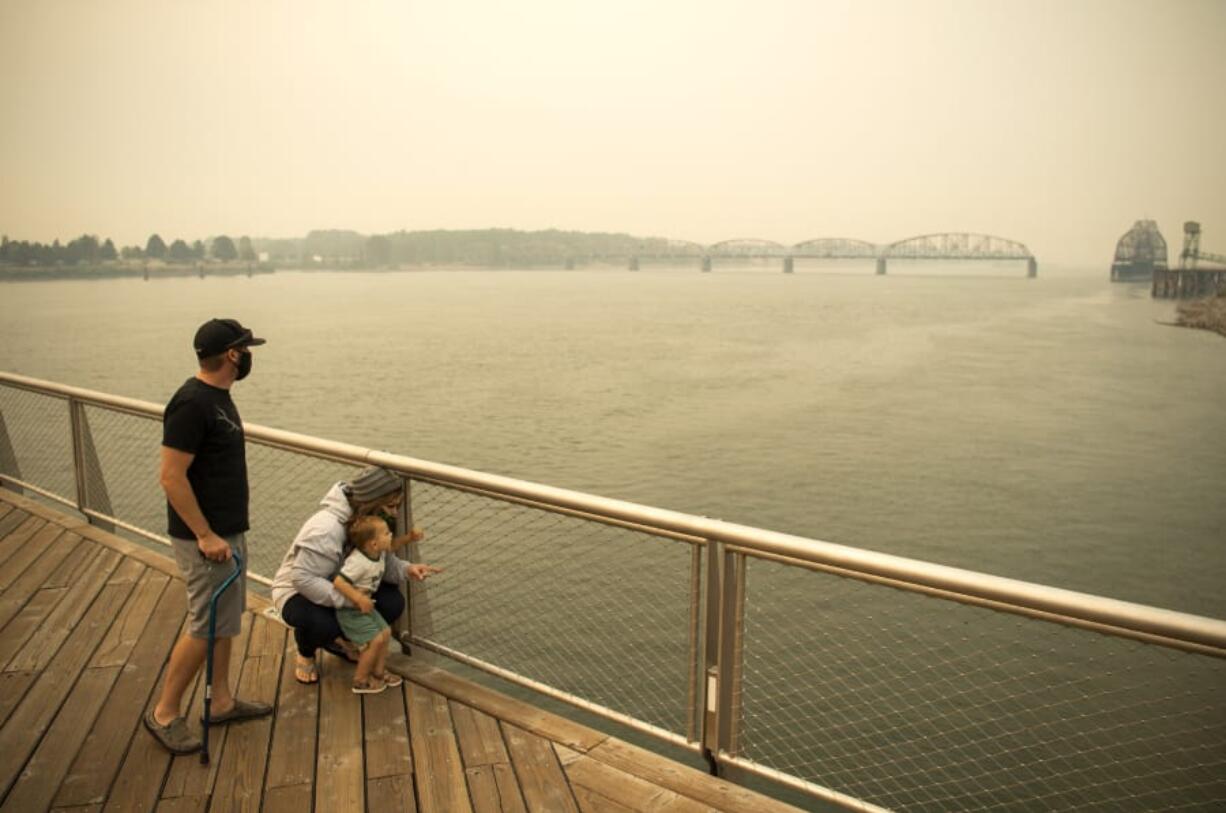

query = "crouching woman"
270;465;440;684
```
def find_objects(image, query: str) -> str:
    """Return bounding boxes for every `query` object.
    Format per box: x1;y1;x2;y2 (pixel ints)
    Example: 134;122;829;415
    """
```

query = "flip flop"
295;657;319;685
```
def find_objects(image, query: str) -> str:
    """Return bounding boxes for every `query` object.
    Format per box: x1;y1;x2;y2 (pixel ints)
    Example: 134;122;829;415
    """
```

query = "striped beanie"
347;466;401;504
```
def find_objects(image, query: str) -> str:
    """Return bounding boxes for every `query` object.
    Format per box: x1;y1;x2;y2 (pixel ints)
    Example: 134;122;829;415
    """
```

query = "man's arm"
159;445;231;562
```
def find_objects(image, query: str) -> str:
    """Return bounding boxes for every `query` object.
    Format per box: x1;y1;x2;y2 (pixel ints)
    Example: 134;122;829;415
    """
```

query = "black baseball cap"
193;318;266;359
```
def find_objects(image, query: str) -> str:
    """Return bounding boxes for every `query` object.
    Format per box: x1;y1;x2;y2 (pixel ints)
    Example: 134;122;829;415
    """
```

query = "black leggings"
281;583;405;658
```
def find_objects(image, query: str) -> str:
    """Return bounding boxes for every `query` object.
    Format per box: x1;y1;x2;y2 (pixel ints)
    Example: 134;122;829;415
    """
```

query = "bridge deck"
0;488;801;813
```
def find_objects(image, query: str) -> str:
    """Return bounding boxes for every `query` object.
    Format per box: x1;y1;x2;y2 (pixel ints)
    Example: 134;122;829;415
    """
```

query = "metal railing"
2;370;1224;811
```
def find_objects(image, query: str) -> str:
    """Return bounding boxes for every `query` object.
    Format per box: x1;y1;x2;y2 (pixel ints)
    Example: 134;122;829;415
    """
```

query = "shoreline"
1173;290;1226;338
0;262;274;281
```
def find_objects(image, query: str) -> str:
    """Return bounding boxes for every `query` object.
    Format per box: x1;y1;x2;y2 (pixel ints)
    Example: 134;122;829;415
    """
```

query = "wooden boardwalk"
0;488;803;813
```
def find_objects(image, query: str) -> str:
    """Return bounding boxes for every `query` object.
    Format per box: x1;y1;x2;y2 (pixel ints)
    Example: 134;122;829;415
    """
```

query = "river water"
0;264;1222;617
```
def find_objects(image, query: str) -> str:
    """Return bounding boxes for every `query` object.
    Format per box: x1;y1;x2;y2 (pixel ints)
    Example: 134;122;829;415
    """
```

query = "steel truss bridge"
576;232;1037;276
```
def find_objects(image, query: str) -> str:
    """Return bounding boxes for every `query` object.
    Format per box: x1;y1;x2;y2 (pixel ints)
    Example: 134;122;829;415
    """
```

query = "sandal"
295;656;319;685
375;671;403;688
352;677;386;695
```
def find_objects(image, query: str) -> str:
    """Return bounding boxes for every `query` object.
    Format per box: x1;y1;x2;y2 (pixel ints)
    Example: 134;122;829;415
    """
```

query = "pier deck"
0;488;801;813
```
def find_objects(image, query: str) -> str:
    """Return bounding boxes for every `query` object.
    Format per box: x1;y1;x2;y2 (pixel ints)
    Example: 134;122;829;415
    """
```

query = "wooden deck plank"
407;684;473;813
206;615;285;813
0;587;66;674
364;677;413;780
0;490;72;524
558;746;715;813
161;611;254;799
1;666;123;813
263;636;318;790
155;796;206;813
367;774;419;813
0;671;36;728
261;783;312;813
69;523;184;582
314;653;365;813
0;519;59;590
0;503;14;523
0;569;138;799
396;660;606;753
571;785;640;813
90;568;171;668
0;530;84;631
1;544;102;671
99;624;188;813
6;548;129;673
493;763;530;813
582;739;801;813
502;723;580;813
0;510;33;551
451;701;509;769
55;584;188;808
453;700;527;813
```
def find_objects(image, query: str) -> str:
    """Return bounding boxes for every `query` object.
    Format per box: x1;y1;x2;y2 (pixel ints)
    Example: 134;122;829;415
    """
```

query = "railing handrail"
4;369;1225;654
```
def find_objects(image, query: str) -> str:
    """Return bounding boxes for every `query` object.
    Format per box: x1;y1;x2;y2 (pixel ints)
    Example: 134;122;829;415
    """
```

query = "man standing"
144;318;273;754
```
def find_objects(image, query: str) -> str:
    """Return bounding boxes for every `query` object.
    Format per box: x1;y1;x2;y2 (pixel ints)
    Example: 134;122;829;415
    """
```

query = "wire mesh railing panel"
244;445;360;581
79;404;165;533
0;386;75;502
735;556;1226;812
410;479;699;738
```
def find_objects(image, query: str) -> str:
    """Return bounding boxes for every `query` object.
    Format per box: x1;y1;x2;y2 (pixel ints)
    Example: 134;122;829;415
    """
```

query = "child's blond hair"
346;515;387;555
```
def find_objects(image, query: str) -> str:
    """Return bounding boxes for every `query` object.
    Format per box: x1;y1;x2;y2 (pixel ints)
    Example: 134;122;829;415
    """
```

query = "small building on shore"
1111;220;1167;282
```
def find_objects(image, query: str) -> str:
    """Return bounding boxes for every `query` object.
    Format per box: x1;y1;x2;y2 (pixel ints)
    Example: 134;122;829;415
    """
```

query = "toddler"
334;515;402;693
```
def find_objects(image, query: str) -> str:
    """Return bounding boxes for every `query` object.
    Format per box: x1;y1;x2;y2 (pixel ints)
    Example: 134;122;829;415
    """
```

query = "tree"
100;238;118;261
191;240;205;259
365;234;391;266
169;239;193;262
120;245;144;260
212;235;237;262
146;234;167;259
238;236;256;261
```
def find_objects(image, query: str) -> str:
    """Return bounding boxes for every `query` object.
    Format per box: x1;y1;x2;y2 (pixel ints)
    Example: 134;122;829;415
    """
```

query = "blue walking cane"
201;551;243;765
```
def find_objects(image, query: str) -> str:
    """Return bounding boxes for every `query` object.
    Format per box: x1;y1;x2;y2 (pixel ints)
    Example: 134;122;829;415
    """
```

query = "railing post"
686;543;703;744
701;538;724;773
0;406;23;494
700;539;746;774
68;399;114;531
717;549;745;758
395;477;434;651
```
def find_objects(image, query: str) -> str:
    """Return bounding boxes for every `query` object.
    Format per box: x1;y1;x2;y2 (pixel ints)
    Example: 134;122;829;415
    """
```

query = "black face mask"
232;349;253;380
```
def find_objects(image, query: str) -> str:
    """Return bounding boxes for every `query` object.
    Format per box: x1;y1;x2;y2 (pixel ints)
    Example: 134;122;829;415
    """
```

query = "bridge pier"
1027;257;1038;278
701;256;712;273
876;257;887;276
629;256;639;271
783;257;793;274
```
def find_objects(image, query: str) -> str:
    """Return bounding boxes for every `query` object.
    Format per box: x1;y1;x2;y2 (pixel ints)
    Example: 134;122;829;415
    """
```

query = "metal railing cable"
2;370;1224;811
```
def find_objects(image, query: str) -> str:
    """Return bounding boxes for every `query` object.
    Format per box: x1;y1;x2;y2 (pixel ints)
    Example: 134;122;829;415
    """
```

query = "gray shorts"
170;533;248;639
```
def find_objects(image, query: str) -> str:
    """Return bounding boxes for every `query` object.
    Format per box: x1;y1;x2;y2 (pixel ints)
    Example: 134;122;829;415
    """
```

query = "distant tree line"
254;228;691;267
0;233;258;267
3;227;692;270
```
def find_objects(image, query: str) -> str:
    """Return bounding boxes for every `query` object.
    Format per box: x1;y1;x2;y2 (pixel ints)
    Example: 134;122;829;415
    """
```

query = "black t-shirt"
162;377;250;539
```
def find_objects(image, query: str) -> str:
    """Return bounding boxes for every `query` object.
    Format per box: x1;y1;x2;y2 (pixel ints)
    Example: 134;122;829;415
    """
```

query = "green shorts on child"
337;606;388;647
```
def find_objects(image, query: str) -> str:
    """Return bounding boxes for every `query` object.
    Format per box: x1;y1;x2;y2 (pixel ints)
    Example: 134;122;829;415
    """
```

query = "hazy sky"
2;0;1223;266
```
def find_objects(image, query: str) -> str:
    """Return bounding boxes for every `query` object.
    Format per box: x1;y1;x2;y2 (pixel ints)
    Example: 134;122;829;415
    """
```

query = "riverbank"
1174;290;1226;338
0;262;274;281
